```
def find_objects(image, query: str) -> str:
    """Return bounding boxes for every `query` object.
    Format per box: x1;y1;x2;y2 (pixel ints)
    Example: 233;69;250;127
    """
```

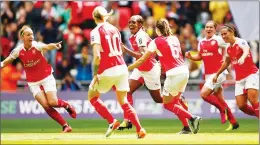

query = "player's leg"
89;76;119;137
236;94;256;116
115;74;146;138
245;73;259;118
162;74;201;134
247;89;259;118
34;91;71;132
235;79;257;117
201;74;227;123
214;87;239;130
43;76;76;118
119;69;143;130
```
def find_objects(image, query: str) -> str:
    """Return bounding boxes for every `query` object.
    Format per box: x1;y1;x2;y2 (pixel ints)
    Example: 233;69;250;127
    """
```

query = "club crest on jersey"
138;38;142;44
211;40;216;46
32;49;36;54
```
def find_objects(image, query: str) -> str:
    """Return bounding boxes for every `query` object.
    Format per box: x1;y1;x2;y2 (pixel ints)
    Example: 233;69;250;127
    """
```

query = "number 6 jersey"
90;22;127;76
148;35;188;76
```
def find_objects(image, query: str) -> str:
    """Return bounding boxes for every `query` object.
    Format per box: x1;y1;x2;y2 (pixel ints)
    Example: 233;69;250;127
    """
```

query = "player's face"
205;22;215;38
128;17;141;34
220;28;232;43
22;28;34;43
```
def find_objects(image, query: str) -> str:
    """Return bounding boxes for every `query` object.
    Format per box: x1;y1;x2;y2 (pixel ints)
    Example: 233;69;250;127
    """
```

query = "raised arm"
128;51;153;71
212;56;231;83
41;41;62;51
185;51;202;61
121;43;142;59
1;56;15;68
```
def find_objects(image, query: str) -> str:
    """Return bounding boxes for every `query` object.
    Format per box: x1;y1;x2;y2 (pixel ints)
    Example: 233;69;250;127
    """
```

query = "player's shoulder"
13;42;24;51
136;29;148;38
236;37;247;45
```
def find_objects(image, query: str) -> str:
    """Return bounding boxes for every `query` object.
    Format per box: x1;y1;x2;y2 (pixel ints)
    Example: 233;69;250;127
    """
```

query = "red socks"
240;104;256;116
177;115;189;127
203;95;225;113
90;97;114;124
124;94;134;120
252;102;259;118
121;103;142;132
57;99;69;108
45;107;67;126
164;98;193;120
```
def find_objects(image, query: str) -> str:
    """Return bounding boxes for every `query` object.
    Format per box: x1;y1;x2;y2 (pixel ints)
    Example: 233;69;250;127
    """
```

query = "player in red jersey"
88;6;145;138
213;24;259;122
1;25;76;133
128;19;202;134
185;21;238;130
119;15;188;130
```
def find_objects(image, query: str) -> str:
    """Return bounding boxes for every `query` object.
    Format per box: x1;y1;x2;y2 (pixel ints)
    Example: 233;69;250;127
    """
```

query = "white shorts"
129;63;161;90
162;73;189;96
204;70;228;91
89;74;130;93
28;74;57;97
235;72;259;96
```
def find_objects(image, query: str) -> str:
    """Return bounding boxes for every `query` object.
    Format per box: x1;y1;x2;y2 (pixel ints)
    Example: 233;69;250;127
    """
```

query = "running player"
88;6;146;138
128;19;202;134
185;21;238;130
213;24;259;122
119;15;188;130
1;25;77;133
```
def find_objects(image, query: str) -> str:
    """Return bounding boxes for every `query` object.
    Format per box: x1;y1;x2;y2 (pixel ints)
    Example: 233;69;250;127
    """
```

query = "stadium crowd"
1;1;259;91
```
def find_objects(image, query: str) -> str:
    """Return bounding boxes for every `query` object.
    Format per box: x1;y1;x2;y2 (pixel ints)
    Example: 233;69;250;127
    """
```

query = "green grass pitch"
1;118;259;144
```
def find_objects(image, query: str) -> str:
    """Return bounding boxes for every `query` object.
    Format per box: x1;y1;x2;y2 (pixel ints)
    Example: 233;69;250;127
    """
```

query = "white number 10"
105;34;122;57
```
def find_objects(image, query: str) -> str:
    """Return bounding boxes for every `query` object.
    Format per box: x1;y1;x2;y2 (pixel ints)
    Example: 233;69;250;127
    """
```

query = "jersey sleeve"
90;28;101;45
147;40;157;53
224;43;230;57
135;32;148;47
33;41;47;51
197;40;202;52
238;38;250;50
9;46;21;59
215;35;227;48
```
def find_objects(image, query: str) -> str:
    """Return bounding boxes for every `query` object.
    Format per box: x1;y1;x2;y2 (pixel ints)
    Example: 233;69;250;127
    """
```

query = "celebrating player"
118;15;163;130
1;25;77;132
128;19;202;134
213;24;259;120
88;6;146;138
185;21;238;130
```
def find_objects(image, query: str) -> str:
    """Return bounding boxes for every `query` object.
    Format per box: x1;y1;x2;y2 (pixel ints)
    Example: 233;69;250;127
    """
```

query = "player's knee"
153;97;163;103
200;92;207;99
237;103;246;111
48;99;58;107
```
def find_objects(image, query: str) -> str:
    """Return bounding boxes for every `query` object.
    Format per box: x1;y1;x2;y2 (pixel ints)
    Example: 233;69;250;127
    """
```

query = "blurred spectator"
147;1;167;21
56;58;71;79
38;19;59;69
74;46;92;81
209;1;229;24
61;72;81;91
187;39;202;79
1;61;24;91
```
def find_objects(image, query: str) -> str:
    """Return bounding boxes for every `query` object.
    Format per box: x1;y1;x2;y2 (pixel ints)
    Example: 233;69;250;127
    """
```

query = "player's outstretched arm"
91;44;101;85
128;51;153;71
185;51;202;61
121;43;142;59
213;56;231;83
42;41;62;51
1;56;15;68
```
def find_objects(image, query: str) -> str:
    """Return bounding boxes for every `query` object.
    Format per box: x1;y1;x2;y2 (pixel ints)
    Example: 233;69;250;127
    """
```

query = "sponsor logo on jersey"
24;59;41;67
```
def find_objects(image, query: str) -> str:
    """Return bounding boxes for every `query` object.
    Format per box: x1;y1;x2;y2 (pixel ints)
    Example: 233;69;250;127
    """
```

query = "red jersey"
226;37;258;81
10;41;53;82
148;36;187;75
129;29;157;71
198;35;226;75
90;22;126;75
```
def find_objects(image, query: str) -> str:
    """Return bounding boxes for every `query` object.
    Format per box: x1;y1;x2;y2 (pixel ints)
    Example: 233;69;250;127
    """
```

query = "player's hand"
237;57;245;65
212;75;219;84
120;43;126;53
55;41;62;50
92;75;99;86
185;51;192;59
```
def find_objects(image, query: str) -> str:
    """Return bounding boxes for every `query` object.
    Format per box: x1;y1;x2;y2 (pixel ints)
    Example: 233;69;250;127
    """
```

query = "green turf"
1;118;258;133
